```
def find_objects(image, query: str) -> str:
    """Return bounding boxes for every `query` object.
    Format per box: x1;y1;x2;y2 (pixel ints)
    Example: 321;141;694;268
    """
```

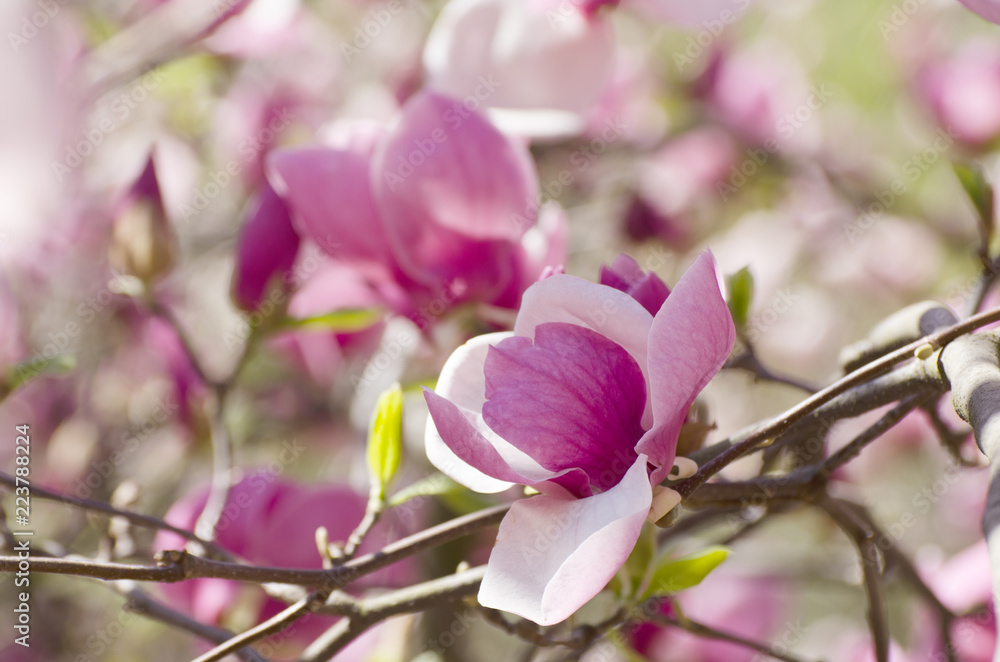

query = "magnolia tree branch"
117;583;269;662
820;498;890;662
147;296;253;547
652;613;818;662
0;503;509;587
676;305;1000;501
938;330;1000;661
0;470;233;560
299;566;487;662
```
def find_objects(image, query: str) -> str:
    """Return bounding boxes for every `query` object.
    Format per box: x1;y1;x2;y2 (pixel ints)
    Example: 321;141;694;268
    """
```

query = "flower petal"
267;146;391;267
231;181;301;311
425;333;557;492
423;0;616;139
514;274;655;425
637;251;735;473
599;254;671;315
478;455;652;625
957;0;1000;24
483;323;644;493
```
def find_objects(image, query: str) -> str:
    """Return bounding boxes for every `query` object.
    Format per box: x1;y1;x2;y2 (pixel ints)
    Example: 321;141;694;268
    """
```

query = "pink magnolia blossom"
231;180;301;311
422;0;616;138
956;0;1000;23
919;39;1000;147
268;260;387;387
627;573;785;661
155;473;410;653
423;251;734;624
268;90;565;323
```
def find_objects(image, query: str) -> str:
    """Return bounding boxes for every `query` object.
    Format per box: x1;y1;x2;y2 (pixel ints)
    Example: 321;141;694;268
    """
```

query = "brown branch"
299;566;487;661
0;471;232;561
817;394;930;480
820;498;889;662
676;305;1000;501
0;503;509;586
726;347;818;393
651;613;818;662
118;584;268;662
192;593;320;662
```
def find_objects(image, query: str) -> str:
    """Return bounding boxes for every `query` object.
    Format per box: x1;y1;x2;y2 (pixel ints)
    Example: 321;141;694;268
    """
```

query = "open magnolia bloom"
424;251;735;624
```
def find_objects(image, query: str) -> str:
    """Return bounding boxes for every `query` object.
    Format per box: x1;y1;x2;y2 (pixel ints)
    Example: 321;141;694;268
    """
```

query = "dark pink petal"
599;254;671;315
514;274;655;426
637;251;735;474
372;91;537;292
483;323;644;493
425;333;578;492
267;147;392;268
478;455;652;625
231;181;301;311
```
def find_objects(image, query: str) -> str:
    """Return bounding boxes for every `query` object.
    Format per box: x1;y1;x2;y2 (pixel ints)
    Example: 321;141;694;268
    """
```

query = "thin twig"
675;305;1000;501
726;347;818;393
817;394;930;480
0;504;510;586
820;498;889;662
962;255;1000;319
651;613;818;662
192;593;319;662
0;471;232;561
299;566;487;662
840;503;958;662
117;583;268;662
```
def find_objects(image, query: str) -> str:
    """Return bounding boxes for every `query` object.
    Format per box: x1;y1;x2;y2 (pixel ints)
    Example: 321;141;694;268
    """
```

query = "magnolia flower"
957;0;1000;23
424;251;734;624
422;0;616;139
268;90;565;321
156;473;411;653
231;180;301;312
918;39;1000;148
626;573;785;662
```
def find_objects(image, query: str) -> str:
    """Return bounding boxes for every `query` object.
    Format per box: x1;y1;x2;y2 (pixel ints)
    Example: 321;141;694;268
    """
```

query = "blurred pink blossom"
268;90;566;324
423;251;734;624
627;573;785;661
231;180;301;312
156;472;410;653
422;0;616;139
919;39;1000;148
956;0;1000;23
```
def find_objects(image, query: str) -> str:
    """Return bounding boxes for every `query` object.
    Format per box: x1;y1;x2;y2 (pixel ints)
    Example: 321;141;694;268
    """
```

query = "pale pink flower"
424;251;734;624
422;0;616;139
919;39;1000;147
